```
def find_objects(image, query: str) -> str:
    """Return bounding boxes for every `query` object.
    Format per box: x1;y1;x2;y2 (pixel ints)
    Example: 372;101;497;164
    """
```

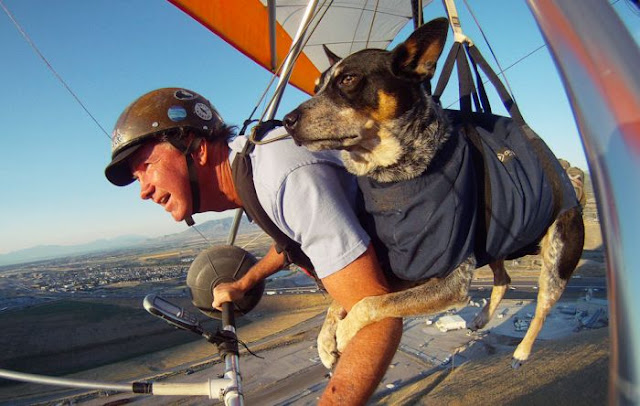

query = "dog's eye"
339;74;359;88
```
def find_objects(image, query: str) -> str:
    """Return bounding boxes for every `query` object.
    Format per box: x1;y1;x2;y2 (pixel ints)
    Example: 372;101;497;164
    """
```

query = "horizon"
1;1;638;254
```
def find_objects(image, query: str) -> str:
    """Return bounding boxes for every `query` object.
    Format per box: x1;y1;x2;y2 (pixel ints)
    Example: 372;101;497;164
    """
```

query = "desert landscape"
0;176;609;405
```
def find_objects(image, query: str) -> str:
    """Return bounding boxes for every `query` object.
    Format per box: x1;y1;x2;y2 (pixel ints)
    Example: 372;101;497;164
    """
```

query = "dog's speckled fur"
284;18;585;370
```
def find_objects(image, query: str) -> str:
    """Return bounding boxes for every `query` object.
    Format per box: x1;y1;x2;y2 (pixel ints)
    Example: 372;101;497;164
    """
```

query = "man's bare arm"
212;244;285;308
319;244;403;405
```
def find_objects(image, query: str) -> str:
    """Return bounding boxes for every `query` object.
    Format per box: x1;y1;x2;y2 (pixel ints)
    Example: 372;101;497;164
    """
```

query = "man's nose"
139;177;154;200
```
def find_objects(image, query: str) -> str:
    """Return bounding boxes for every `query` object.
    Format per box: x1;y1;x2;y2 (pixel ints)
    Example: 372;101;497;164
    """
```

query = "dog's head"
284;18;449;177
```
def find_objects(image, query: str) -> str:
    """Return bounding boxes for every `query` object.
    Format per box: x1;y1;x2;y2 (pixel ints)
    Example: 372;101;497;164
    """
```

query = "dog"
283;17;585;370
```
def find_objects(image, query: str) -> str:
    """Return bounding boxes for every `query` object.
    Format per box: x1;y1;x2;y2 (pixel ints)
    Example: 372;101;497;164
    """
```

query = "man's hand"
212;281;245;310
211;243;286;310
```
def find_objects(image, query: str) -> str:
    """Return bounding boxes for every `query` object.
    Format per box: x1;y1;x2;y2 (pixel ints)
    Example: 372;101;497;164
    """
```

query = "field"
0;178;608;405
0;293;332;404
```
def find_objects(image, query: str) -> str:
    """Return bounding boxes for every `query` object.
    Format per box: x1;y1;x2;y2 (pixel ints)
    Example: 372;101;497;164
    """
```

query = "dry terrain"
0;176;609;405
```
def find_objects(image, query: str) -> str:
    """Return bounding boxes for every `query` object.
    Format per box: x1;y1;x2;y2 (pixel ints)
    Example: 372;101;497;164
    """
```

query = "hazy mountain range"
0;216;261;267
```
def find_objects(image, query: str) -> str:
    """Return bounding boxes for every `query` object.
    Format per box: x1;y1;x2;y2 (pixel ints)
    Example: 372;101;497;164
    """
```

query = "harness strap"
466;45;491;114
455;48;492;258
465;45;565;217
230;121;322;286
434;34;571;256
466;45;526;126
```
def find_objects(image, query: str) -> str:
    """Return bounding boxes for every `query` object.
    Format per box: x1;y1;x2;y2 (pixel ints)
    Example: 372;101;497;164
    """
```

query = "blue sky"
1;0;638;255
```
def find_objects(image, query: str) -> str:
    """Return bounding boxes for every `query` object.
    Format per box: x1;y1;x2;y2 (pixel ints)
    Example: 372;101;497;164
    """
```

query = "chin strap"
167;136;202;227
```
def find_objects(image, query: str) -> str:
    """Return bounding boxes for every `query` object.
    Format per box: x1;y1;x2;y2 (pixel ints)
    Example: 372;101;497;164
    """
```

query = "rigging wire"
461;0;516;101
0;0;217;242
365;0;381;49
241;231;268;250
250;0;334;145
349;0;369;54
244;0;333;129
191;224;211;244
0;0;111;140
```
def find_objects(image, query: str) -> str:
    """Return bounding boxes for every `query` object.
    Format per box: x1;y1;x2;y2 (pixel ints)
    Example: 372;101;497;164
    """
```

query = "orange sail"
168;0;418;95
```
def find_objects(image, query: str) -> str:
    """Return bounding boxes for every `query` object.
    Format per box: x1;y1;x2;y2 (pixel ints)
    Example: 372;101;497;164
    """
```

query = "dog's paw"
317;303;345;370
317;328;340;370
511;357;525;369
512;345;530;369
335;297;376;353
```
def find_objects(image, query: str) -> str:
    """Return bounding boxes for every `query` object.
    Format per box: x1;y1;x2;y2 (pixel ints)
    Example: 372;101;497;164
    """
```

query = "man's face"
129;141;192;222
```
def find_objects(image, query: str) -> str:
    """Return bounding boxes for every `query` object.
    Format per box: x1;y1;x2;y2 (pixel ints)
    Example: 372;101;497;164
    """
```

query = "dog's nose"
283;111;299;132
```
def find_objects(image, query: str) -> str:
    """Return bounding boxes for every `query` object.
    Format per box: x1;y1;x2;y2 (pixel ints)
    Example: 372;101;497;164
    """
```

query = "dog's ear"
323;44;342;66
391;17;449;81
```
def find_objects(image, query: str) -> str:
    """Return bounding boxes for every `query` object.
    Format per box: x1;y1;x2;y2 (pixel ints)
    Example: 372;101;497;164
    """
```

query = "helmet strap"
167;136;202;227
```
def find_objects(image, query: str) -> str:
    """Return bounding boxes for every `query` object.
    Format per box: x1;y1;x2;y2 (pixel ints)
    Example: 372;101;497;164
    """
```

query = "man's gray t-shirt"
228;127;369;278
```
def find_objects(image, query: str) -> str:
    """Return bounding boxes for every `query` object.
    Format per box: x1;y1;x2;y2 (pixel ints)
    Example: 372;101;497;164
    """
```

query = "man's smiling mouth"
157;194;170;205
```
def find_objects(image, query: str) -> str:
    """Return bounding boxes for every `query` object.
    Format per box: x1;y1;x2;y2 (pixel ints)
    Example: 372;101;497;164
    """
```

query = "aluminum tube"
268;0;277;71
527;1;640;404
221;302;243;405
226;207;244;246
227;0;320;245
0;368;131;392
263;0;320;120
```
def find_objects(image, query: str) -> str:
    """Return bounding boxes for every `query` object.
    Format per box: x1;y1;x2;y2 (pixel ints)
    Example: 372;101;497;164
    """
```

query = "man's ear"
391;17;449;82
323;44;342;66
193;139;208;166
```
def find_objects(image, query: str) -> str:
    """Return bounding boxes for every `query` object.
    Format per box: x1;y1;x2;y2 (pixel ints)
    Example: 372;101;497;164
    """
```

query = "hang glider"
168;0;432;95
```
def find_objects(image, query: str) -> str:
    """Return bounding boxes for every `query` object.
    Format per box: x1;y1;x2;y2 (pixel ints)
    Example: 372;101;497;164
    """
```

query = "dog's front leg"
336;259;475;352
317;301;346;369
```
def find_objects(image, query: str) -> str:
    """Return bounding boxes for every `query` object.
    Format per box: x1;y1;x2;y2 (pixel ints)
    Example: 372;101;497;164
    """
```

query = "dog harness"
358;111;580;282
357;39;580;282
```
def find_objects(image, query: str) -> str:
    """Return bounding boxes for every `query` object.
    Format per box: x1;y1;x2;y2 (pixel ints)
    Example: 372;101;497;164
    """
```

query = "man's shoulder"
253;127;345;182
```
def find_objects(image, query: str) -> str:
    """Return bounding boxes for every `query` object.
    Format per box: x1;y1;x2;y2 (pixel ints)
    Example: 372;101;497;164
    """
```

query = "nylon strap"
230;121;322;286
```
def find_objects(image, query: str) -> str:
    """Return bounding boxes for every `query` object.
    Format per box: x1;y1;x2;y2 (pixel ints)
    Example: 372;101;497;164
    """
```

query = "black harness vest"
359;111;579;282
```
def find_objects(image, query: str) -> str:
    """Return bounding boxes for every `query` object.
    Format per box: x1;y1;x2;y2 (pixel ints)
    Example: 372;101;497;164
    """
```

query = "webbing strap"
434;38;567;232
433;42;486;114
433;41;460;103
443;0;473;45
466;45;526;127
230;121;321;285
466;46;491;114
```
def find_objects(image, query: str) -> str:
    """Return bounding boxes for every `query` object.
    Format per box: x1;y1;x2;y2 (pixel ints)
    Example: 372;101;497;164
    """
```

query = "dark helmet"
105;87;224;187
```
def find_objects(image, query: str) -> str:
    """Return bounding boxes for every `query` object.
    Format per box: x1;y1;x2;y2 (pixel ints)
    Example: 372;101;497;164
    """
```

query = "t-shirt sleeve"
274;163;370;278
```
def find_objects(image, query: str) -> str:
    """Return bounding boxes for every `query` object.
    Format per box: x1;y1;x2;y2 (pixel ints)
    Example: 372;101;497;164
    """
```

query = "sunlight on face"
129;142;192;222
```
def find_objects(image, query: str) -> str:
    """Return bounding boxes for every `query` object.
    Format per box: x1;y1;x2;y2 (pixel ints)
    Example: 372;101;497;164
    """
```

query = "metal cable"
0;0;111;140
365;0;381;48
462;0;516;101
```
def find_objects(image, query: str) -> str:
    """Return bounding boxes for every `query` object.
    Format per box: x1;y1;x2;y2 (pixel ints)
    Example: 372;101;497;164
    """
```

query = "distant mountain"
0;216;260;267
0;235;148;267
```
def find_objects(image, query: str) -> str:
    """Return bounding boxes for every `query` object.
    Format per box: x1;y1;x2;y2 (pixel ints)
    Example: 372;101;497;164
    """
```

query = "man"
105;88;402;405
558;158;587;207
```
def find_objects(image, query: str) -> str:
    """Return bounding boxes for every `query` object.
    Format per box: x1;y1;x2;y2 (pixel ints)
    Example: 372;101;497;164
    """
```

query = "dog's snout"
283;110;299;132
